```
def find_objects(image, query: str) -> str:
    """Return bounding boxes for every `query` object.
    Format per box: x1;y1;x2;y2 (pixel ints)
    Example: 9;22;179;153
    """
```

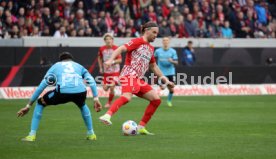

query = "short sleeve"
115;54;122;60
150;54;156;64
154;49;158;57
124;38;142;52
172;49;178;60
98;47;103;58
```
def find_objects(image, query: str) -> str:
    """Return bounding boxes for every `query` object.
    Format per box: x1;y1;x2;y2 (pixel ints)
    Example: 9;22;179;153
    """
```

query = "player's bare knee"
168;86;174;91
122;93;132;101
103;85;109;91
153;93;161;100
110;86;115;93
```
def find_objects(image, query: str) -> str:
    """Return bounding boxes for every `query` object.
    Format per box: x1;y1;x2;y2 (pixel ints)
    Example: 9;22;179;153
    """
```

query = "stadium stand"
0;0;275;38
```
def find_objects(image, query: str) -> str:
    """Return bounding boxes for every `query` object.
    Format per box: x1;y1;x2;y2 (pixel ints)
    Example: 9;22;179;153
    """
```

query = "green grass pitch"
0;96;276;159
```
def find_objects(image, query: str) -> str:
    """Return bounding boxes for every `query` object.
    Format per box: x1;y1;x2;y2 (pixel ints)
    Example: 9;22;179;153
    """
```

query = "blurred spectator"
113;0;130;20
91;18;101;37
177;0;185;15
234;11;250;38
177;15;188;38
182;41;196;66
105;12;114;33
85;27;93;37
168;17;178;37
0;0;275;38
245;10;256;38
31;26;40;37
185;14;197;37
126;19;137;37
159;20;171;37
42;7;51;27
195;12;207;37
41;26;50;36
53;26;68;38
213;19;222;38
255;1;267;25
148;5;157;22
170;7;181;20
77;28;85;37
17;7;25;19
216;4;225;25
162;0;173;20
268;0;276;19
40;57;52;67
221;21;233;38
266;57;276;66
10;25;19;38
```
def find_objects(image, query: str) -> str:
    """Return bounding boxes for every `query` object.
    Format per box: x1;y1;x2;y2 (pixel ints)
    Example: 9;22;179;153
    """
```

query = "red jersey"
98;45;121;74
120;37;156;78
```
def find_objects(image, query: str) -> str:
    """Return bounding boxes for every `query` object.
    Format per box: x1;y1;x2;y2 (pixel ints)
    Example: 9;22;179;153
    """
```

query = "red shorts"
119;76;153;97
103;72;120;85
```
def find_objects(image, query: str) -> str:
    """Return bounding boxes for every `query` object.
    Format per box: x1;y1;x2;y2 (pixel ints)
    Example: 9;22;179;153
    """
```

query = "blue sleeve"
154;49;158;57
82;68;98;97
30;80;48;103
183;49;188;58
230;29;233;38
30;65;56;103
172;49;178;60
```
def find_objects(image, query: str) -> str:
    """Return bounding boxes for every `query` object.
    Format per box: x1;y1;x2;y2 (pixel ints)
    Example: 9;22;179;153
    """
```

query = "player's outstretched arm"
17;65;55;117
150;63;175;88
168;58;179;65
83;69;102;112
105;45;127;67
98;55;103;74
17;79;48;117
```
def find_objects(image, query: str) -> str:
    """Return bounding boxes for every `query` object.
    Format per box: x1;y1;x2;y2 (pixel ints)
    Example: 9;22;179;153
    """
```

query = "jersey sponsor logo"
141;54;151;61
126;40;133;46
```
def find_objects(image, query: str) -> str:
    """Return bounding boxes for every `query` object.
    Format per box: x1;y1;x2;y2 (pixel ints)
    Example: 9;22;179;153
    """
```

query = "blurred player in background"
17;52;102;141
99;22;174;135
154;37;178;107
98;33;122;108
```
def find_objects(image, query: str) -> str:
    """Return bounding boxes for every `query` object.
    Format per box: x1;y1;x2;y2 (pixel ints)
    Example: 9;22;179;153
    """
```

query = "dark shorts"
38;90;87;108
158;75;175;85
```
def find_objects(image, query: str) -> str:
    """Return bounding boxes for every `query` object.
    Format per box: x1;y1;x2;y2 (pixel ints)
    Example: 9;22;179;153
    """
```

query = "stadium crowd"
0;0;276;39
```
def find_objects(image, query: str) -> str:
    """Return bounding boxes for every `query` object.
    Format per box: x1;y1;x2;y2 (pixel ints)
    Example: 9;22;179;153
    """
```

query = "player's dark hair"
141;22;158;34
59;52;73;61
188;40;193;44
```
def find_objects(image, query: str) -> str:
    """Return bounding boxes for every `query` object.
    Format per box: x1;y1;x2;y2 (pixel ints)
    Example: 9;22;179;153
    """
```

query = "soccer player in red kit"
99;22;174;135
98;33;122;108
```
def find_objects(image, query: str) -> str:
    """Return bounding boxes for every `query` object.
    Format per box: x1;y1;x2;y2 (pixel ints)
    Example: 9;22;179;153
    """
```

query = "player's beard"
149;36;156;43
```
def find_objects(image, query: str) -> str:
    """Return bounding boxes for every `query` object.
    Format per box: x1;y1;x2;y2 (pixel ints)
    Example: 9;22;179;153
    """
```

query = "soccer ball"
122;120;138;136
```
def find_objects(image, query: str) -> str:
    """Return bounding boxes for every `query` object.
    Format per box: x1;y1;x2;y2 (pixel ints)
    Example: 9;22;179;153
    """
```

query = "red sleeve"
98;47;103;58
124;38;143;52
115;54;122;60
150;54;156;63
150;46;155;63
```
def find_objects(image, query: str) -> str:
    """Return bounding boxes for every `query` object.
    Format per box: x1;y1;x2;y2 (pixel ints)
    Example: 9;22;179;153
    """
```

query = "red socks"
108;93;114;104
107;96;129;116
106;97;161;127
139;99;161;126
